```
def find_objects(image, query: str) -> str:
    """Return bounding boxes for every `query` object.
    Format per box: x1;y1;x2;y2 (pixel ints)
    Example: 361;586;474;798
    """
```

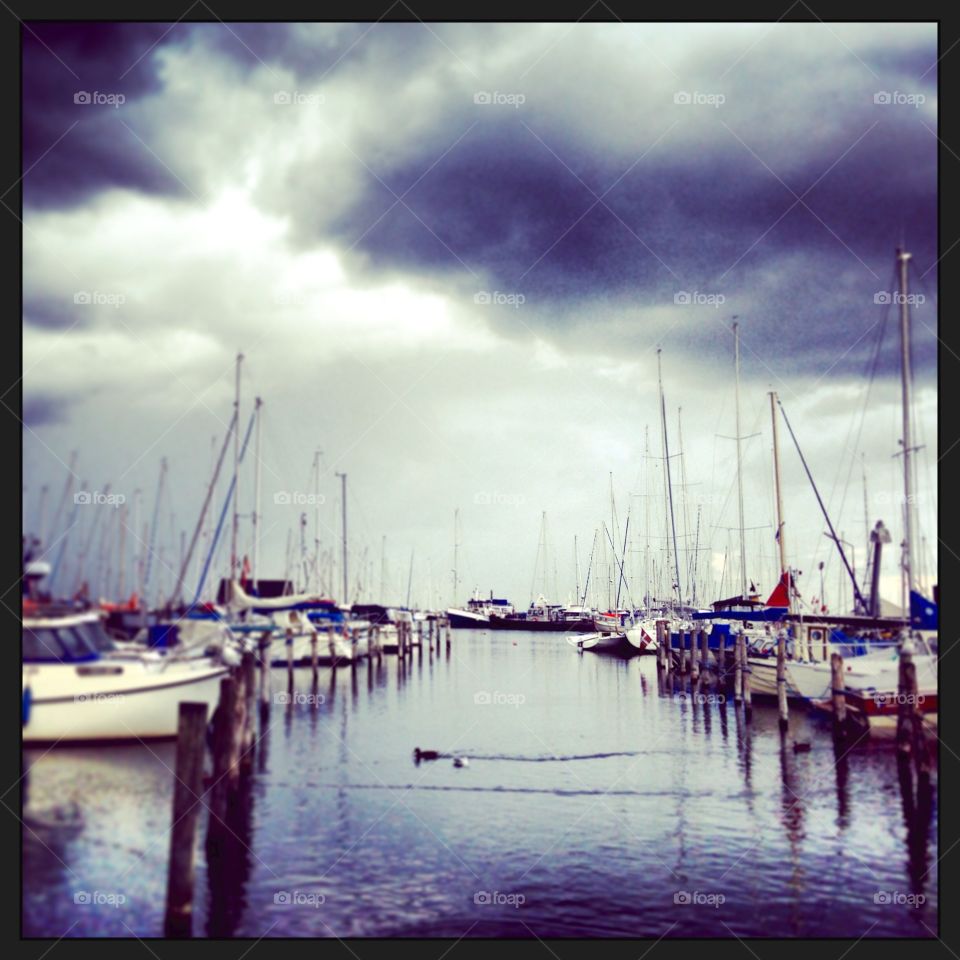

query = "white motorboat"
567;630;645;657
23;609;229;743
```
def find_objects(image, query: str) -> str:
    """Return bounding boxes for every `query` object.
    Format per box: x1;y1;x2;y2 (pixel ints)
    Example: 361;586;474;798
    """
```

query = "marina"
19;19;941;944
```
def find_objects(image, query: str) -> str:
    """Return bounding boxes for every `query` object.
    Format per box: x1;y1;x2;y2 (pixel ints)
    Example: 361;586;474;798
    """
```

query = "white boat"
23;609;229;743
567;630;645;657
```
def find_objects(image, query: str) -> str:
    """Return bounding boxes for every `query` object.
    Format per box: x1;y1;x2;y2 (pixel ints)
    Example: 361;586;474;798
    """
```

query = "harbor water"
23;629;938;938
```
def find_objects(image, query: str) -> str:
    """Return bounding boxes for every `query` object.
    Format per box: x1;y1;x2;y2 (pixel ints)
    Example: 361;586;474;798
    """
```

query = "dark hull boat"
489;617;596;633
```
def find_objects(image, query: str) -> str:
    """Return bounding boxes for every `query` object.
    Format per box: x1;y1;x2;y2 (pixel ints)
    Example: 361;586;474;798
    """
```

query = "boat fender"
22;686;31;726
453;756;469;768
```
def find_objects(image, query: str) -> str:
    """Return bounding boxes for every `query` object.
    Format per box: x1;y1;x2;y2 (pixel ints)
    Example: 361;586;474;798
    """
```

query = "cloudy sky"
21;22;938;611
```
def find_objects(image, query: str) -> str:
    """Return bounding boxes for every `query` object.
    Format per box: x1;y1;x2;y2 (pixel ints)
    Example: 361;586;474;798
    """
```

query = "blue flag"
910;590;938;630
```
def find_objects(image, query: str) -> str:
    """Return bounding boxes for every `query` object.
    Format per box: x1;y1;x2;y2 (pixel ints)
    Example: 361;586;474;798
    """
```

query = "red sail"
765;572;790;608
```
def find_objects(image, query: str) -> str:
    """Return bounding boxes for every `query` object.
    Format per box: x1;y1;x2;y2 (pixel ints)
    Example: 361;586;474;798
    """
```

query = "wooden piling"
776;631;789;732
240;652;256;775
285;629;294;691
690;629;700;682
830;652;846;732
310;631;319;684
742;633;752;719
897;644;915;757
164;702;208;938
208;675;238;826
445;618;451;650
258;633;270;717
733;633;743;703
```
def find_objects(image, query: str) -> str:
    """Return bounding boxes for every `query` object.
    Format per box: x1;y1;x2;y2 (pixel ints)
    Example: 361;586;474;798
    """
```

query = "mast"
406;548;414;608
677;407;692;605
336;472;348;603
313;449;322;592
229;352;244;582
380;534;387;603
769;390;790;612
733;321;747;598
452;507;459;605
574;535;580;605
897;248;918;599
252;397;263;591
643;425;651;611
657;349;683;608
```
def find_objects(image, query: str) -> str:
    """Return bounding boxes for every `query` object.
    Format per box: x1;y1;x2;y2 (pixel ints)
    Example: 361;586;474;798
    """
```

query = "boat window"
58;628;93;659
73;620;115;652
23;628;66;660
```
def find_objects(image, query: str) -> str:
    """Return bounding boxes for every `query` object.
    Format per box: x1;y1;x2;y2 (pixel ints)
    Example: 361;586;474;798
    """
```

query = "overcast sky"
21;22;938;612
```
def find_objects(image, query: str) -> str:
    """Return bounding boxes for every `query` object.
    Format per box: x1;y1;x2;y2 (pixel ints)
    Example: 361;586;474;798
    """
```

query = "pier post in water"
310;630;319;684
690;630;699;682
776;630;789;732
258;632;270;719
897;640;922;757
830;652;847;733
164;702;208;938
208;674;238;827
285;629;294;691
733;633;743;703
742;632;752;719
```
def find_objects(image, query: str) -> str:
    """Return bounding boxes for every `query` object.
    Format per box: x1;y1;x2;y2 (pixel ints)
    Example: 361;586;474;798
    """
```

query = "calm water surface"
23;630;938;938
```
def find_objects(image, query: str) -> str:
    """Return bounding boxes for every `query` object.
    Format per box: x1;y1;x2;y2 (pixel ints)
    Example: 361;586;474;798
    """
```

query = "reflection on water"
23;630;937;937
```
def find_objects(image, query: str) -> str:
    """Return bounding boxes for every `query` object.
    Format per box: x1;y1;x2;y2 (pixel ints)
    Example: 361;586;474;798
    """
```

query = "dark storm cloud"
23;22;187;207
23;22;937;376
23;393;69;427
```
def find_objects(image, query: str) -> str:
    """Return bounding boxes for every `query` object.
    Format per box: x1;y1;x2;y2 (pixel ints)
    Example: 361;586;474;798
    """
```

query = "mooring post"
327;627;336;671
310;631;319;684
897;641;915;757
446;618;451;651
240;651;256;776
285;629;294;692
664;622;673;675
258;632;270;719
831;652;846;733
164;702;208;938
742;632;752;719
208;675;238;827
690;629;700;682
733;633;743;703
776;630;789;733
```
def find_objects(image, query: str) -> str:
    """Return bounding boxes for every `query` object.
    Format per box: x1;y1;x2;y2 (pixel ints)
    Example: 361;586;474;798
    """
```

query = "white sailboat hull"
23;659;228;743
